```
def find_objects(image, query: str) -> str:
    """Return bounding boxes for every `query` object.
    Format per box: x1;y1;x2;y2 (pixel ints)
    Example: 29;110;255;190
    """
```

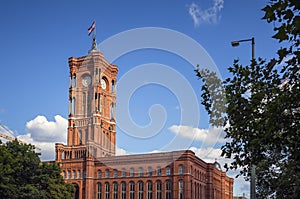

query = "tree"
0;139;74;199
195;0;299;198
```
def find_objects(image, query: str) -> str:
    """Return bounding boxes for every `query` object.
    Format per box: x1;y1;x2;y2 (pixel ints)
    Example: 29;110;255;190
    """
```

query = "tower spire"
90;34;98;52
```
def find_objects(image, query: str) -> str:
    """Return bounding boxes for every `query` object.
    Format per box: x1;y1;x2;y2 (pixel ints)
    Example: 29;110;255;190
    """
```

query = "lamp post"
231;37;256;199
231;37;255;61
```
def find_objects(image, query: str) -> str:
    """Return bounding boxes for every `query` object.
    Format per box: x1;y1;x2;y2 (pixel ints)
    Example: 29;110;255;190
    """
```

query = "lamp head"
231;41;240;47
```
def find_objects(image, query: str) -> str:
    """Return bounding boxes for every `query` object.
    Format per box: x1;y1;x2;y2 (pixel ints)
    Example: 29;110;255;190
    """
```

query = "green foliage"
0;140;74;199
195;0;299;198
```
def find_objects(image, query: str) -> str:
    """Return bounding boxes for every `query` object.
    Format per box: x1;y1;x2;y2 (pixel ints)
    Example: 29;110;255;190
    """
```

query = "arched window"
121;182;126;199
113;182;118;199
179;165;184;174
166;166;171;176
98;170;102;179
138;181;144;199
73;183;80;199
147;181;153;199
179;180;184;199
166;180;171;199
156;180;162;199
97;182;102;199
106;169;110;178
130;181;135;199
148;167;152;176
105;182;110;199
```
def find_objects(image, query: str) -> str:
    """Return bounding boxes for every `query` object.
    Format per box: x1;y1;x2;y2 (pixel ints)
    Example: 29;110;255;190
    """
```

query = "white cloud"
25;115;67;142
10;115;69;161
0;116;67;161
189;146;229;165
188;0;224;27
116;147;130;156
168;125;226;145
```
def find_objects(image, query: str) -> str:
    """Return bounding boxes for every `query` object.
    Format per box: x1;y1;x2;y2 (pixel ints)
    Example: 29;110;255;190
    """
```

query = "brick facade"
55;46;233;199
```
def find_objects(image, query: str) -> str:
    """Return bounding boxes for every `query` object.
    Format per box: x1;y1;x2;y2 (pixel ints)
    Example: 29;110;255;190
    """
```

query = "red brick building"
55;39;233;199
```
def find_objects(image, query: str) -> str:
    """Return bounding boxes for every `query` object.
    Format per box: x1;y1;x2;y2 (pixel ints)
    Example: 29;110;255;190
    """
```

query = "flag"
88;21;95;36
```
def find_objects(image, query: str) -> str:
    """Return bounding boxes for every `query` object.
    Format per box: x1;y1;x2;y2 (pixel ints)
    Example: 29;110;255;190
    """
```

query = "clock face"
101;78;107;89
82;75;91;87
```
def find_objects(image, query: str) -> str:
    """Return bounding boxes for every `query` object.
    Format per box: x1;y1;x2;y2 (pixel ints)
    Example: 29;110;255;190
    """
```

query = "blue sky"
0;0;280;196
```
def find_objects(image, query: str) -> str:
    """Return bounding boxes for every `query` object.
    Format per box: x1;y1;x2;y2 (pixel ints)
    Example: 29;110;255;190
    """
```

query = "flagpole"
94;19;96;39
88;20;97;52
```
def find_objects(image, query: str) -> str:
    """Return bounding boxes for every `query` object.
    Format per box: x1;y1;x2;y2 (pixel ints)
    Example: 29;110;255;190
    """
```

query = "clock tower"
56;38;118;160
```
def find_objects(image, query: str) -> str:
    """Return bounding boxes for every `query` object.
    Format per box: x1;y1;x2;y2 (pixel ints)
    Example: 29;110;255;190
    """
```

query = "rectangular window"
83;92;86;116
130;168;134;177
98;170;102;179
122;168;126;177
166;166;171;176
68;170;71;179
71;76;76;87
179;165;184;174
72;170;76;179
148;167;152;176
114;169;118;178
139;167;143;177
78;170;81;179
157;167;161;176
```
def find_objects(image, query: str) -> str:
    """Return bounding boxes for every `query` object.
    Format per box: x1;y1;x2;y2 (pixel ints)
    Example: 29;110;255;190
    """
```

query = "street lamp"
231;37;255;61
231;37;256;199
